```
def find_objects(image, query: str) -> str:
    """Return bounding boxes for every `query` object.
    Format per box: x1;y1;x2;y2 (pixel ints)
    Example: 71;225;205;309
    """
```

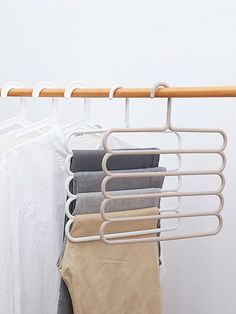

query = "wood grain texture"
1;86;236;98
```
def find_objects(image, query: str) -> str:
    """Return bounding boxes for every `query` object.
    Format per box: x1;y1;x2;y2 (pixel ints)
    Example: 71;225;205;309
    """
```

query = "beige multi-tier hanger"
99;83;226;244
61;83;227;244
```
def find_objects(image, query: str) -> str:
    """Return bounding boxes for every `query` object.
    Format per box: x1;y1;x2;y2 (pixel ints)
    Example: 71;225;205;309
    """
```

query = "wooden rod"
1;86;236;98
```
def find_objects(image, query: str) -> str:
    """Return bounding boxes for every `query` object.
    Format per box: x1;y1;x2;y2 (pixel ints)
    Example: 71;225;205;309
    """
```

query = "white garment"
0;168;14;313
0;126;134;314
0;132;41;313
0;132;38;160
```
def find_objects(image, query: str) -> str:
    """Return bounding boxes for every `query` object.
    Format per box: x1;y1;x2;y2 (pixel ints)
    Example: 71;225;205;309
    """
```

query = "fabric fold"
71;148;160;172
73;167;166;194
59;207;162;314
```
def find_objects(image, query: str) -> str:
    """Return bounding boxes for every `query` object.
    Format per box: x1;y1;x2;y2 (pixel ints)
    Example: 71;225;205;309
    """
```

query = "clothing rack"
1;86;236;98
0;81;228;243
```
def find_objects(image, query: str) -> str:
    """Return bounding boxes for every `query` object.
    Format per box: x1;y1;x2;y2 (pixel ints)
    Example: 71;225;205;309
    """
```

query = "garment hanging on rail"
0;83;227;314
73;167;166;193
70;148;161;172
59;207;162;314
0;124;44;313
57;189;162;314
0;126;138;314
74;188;162;213
0;127;67;314
57;148;166;314
0;169;14;313
0;132;37;160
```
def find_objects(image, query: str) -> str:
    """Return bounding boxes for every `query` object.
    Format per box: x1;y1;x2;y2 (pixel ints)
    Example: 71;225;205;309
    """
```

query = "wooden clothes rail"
1;86;236;98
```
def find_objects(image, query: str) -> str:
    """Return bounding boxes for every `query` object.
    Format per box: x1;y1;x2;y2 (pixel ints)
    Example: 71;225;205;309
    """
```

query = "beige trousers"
59;207;162;314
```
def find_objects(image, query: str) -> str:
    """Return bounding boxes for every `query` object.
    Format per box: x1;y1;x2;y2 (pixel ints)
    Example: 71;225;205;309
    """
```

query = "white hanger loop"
150;82;172;128
33;81;58;121
1;81;27;118
64;81;91;121
125;98;130;128
109;86;130;128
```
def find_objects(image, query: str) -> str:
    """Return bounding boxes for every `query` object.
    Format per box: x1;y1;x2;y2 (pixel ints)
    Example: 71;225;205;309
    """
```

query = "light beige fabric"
59;207;162;314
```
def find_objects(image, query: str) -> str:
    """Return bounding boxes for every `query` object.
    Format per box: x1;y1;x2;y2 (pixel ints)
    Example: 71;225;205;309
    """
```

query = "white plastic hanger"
0;81;31;131
109;86;130;128
63;81;100;133
16;81;60;137
63;86;131;226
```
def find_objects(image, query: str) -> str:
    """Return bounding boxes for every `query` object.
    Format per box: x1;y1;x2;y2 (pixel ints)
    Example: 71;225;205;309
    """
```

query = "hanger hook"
64;81;91;121
109;86;130;128
150;82;172;129
33;81;58;121
1;81;27;118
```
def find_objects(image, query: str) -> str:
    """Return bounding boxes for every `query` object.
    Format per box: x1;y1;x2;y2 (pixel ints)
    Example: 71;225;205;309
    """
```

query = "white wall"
1;1;236;313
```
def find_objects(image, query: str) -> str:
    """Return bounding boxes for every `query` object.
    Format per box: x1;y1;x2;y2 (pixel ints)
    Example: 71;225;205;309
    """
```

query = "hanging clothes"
74;188;162;214
0;127;67;314
59;207;162;314
70;148;160;172
0;126;134;314
57;147;165;314
72;167;166;193
0;169;14;313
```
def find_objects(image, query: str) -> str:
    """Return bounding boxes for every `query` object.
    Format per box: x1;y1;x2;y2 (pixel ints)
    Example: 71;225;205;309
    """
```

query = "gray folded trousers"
70;148;160;172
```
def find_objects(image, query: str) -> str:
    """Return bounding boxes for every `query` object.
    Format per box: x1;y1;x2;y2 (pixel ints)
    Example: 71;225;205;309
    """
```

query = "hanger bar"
1;86;236;98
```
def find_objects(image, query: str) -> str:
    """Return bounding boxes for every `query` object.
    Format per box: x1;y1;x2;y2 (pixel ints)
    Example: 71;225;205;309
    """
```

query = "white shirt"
0;131;41;313
0;168;14;313
0;126;134;314
0;131;39;160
